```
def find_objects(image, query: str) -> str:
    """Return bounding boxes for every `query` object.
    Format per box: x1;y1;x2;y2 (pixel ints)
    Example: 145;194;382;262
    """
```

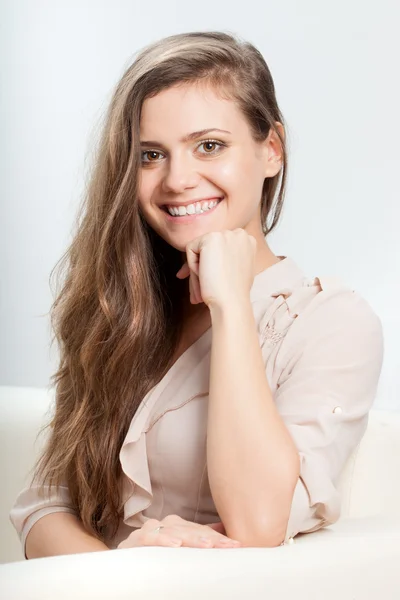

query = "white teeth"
166;199;221;217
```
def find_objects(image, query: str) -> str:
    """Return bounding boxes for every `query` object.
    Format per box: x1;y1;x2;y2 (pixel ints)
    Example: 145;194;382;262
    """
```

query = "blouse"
9;257;384;554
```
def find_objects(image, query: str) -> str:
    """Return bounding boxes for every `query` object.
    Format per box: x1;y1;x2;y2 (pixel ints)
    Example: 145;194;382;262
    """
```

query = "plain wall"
1;1;399;410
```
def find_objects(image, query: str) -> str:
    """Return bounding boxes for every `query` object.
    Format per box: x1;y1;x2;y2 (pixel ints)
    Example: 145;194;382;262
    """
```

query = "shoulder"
253;258;383;368
290;276;382;342
275;275;384;373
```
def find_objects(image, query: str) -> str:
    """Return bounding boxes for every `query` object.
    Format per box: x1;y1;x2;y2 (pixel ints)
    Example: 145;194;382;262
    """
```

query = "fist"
176;229;257;309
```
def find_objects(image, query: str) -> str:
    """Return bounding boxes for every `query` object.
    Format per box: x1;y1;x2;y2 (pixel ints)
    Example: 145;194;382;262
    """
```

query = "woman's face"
138;82;282;252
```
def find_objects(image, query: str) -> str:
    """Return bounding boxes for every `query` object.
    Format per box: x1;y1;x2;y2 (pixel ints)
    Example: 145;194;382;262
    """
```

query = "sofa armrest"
1;515;399;599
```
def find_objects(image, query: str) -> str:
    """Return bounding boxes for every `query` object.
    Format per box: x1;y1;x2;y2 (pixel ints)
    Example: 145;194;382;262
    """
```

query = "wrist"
209;296;253;323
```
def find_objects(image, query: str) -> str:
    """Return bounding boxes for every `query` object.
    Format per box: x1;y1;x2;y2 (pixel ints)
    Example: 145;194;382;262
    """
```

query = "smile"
161;198;223;222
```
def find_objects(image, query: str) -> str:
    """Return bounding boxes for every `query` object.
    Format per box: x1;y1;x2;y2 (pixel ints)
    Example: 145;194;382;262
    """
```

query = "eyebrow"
140;128;232;147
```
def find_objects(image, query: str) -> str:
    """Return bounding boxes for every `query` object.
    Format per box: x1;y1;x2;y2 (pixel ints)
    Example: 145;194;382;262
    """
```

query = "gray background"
1;1;399;410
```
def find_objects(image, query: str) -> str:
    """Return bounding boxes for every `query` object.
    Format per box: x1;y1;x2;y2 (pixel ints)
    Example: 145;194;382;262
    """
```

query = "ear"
263;121;285;178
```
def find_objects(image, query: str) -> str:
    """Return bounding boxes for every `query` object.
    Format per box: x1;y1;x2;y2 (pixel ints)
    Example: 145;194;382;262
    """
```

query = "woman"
10;31;383;558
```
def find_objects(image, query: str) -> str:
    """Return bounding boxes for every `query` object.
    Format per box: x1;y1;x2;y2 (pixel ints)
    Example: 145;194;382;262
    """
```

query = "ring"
153;525;164;533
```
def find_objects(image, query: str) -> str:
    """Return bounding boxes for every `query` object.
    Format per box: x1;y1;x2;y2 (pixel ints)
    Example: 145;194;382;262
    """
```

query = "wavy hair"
31;30;289;543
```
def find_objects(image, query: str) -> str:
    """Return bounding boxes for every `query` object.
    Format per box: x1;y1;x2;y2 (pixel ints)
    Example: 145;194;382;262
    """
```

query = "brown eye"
203;141;217;152
198;139;225;155
142;150;162;163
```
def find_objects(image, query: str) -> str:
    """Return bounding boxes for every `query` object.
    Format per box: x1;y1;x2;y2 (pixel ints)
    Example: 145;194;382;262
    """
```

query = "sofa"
1;385;399;599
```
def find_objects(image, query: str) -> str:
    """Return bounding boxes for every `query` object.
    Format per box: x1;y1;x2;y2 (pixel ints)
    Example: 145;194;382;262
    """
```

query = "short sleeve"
272;285;384;543
9;482;76;559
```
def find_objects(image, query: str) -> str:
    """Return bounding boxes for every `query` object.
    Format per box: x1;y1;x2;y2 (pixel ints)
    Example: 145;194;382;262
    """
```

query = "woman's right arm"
9;482;109;559
25;512;109;559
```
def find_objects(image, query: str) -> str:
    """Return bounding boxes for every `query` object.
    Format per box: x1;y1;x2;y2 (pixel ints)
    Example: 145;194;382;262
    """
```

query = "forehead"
139;83;247;139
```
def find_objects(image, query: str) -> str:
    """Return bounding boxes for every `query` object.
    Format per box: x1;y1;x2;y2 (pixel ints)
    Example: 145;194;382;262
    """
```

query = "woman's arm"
207;284;383;549
25;512;109;559
207;299;300;548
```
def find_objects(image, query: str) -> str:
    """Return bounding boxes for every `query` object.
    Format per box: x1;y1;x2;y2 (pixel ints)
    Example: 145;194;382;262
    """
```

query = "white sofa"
1;385;400;599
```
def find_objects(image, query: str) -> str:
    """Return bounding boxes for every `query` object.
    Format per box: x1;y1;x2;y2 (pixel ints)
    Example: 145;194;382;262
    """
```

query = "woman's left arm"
179;230;383;549
207;298;300;548
207;288;384;548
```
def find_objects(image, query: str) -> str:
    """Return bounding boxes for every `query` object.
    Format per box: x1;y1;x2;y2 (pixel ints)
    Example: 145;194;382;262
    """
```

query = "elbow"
222;474;299;549
236;527;286;548
225;494;294;548
227;518;288;548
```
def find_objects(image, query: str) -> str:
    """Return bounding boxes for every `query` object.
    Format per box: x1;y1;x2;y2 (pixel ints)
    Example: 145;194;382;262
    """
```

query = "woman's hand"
117;515;241;549
176;229;257;309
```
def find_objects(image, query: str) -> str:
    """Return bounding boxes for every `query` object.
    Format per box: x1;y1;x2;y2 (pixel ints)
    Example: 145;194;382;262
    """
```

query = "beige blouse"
9;257;384;553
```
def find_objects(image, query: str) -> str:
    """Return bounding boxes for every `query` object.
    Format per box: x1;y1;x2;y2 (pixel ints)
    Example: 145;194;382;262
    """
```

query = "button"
288;537;295;545
333;406;342;414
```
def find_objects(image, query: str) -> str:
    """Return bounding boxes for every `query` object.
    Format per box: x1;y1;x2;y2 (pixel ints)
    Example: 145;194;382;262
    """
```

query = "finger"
177;534;230;548
142;524;230;549
190;273;202;305
189;274;196;305
200;524;241;546
143;523;240;549
147;533;183;548
178;527;241;548
186;245;201;277
190;272;203;304
145;528;212;549
204;531;241;547
206;522;226;534
126;528;183;549
176;262;190;279
140;516;240;549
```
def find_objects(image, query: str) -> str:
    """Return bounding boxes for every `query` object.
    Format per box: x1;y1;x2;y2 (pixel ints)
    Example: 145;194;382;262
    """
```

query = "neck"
254;240;281;275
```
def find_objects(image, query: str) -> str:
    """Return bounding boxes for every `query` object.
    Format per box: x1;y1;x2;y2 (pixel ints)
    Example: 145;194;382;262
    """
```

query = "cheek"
209;156;260;197
138;172;156;207
207;160;241;192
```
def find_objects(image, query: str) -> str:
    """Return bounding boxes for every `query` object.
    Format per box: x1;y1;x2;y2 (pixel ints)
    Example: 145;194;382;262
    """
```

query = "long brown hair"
32;31;289;543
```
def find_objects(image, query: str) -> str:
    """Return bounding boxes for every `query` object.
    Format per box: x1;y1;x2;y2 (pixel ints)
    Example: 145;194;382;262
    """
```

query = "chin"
164;237;192;253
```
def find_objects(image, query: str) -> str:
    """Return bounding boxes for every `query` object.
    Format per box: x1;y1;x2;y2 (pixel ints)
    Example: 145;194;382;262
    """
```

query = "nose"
161;153;199;194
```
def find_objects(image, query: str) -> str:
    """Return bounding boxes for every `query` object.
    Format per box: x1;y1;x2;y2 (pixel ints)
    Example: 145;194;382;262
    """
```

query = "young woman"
10;31;383;558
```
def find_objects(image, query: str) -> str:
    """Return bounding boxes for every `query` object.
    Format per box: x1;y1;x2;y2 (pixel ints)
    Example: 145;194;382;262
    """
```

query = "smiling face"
138;82;282;252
